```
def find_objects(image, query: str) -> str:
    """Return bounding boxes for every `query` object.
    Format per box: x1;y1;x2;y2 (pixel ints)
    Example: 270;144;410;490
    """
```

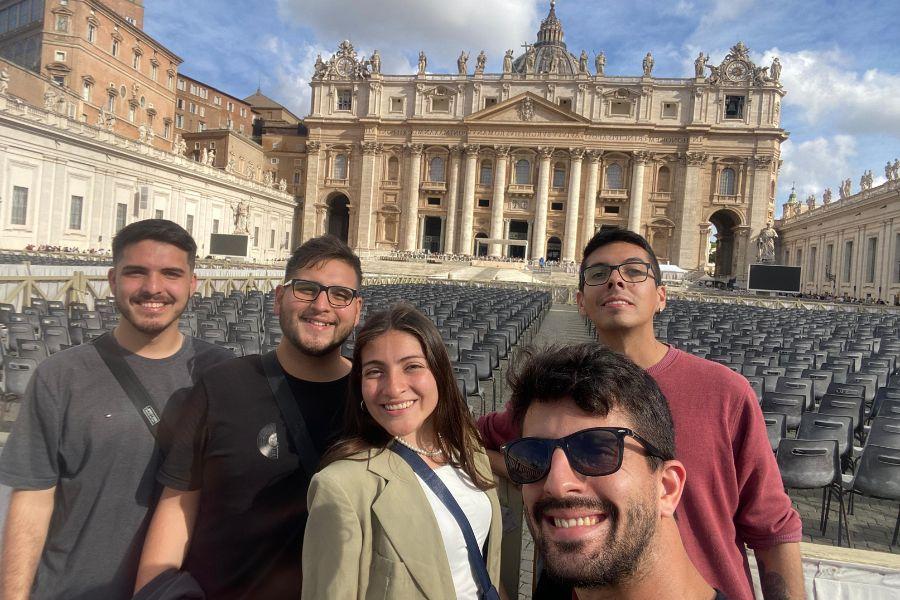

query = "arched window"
719;167;736;195
333;154;348;180
428;156;445;182
515;159;531;185
606;164;623;190
480;160;493;186
656;166;671;193
552;162;566;188
387;156;399;181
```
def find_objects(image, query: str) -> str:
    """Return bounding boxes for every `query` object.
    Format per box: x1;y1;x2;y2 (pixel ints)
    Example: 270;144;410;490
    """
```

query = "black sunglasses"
284;279;359;307
501;427;668;485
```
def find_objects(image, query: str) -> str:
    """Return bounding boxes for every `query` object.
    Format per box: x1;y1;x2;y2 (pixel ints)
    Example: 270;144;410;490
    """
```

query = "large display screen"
209;234;249;257
748;264;802;293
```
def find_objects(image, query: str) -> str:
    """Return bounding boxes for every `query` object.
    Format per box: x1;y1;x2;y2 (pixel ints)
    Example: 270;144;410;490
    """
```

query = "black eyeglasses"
581;262;656;286
284;279;359;307
501;427;668;485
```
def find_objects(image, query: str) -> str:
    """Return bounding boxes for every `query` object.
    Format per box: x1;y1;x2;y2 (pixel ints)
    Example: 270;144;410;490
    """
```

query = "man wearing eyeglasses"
135;235;363;599
505;343;722;600
478;228;803;600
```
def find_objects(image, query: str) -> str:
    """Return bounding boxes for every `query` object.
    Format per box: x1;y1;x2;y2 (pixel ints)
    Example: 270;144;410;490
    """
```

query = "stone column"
418;215;426;250
532;146;553;260
402;143;423;250
503;218;511;256
697;222;712;272
489;145;510;257
562;147;585;262
458;144;479;255
301;140;322;242
444;147;461;254
580;150;601;252
740;155;775;286
627;151;650;233
675;152;708;269
356;141;381;250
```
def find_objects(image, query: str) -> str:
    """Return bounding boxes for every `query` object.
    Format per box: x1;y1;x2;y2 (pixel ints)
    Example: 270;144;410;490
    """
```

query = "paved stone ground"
491;303;898;600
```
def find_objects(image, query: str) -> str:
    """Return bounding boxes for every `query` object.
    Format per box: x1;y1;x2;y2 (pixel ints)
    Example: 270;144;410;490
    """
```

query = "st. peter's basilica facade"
300;2;786;284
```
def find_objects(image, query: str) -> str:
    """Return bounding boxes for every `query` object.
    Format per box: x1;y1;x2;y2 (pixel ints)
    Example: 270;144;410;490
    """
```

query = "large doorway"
547;236;562;262
474;232;488;256
709;209;741;278
508;220;528;259
423;216;442;253
326;194;350;243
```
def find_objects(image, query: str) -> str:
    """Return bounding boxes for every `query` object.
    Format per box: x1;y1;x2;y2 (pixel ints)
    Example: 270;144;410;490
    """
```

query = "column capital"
361;141;382;155
405;142;424;155
586;149;602;163
462;143;481;157
569;147;586;160
751;154;775;169
632;150;652;164
449;145;462;157
306;140;321;152
682;151;708;166
538;146;554;159
494;144;511;157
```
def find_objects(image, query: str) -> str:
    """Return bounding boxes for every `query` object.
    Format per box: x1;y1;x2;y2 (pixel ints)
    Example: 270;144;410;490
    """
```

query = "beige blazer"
301;446;503;600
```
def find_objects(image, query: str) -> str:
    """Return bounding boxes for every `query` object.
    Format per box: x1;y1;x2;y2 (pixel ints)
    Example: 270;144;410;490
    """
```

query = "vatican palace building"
300;2;787;284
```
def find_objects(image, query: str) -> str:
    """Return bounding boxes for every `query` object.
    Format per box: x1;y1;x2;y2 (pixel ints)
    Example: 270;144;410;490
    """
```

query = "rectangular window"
796;248;802;270
427;197;441;206
337;90;352;111
55;14;68;32
189;102;196;114
52;75;65;87
107;93;115;112
128;105;135;122
139;185;149;210
185;214;194;235
270;157;278;164
284;231;290;249
132;53;140;69
69;195;83;230
240;107;246;117
724;95;745;119
209;141;216;150
551;201;564;211
111;40;119;57
865;237;878;284
154;209;164;220
557;98;572;111
253;226;259;247
484;97;498;108
662;102;678;118
82;81;91;101
808;247;817;282
11;186;28;225
199;107;205;117
431;97;449;112
390;97;403;112
842;240;854;282
54;50;66;62
270;229;275;248
825;243;834;278
151;64;158;81
175;114;183;128
87;23;96;43
477;198;490;208
603;205;620;215
177;98;184;110
227;101;233;111
293;171;301;185
115;202;127;231
198;122;205;132
212;219;219;234
610;100;631;116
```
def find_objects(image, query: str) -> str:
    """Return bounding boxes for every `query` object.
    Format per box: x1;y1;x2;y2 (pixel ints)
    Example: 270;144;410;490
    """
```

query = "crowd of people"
21;244;112;255
0;219;806;600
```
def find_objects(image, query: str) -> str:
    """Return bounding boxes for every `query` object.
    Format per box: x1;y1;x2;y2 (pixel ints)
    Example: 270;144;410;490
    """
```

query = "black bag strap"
260;351;320;477
93;333;161;438
390;443;500;600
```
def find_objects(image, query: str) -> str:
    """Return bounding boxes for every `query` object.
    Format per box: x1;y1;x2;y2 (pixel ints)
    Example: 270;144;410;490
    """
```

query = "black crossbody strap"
391;443;500;600
260;351;320;477
93;333;161;438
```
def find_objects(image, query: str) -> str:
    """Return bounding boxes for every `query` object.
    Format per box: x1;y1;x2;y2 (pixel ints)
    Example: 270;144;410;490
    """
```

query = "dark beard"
530;493;655;588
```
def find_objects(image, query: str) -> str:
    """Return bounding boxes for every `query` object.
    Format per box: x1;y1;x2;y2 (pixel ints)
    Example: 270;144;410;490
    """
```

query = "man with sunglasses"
504;343;723;599
478;228;803;600
135;235;363;599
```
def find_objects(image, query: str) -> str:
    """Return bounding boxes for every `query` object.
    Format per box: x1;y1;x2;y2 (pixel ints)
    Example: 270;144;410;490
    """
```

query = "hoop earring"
360;400;367;412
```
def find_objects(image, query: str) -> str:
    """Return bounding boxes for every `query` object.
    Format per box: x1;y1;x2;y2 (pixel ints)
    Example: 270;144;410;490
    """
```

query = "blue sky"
144;0;900;215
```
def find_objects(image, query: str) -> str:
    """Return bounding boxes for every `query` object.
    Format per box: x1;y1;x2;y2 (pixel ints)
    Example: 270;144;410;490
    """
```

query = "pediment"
465;92;590;124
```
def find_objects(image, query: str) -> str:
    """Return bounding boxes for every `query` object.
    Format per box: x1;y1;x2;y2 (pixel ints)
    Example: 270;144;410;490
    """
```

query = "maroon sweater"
478;345;802;600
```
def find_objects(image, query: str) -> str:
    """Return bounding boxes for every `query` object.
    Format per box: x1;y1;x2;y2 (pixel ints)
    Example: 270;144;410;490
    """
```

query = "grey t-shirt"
0;334;231;600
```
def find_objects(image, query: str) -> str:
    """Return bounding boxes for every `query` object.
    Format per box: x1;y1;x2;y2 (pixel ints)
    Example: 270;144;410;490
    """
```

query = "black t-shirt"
158;354;349;600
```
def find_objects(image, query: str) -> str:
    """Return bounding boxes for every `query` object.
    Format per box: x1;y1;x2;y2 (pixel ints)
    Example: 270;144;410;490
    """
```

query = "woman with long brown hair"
301;303;502;599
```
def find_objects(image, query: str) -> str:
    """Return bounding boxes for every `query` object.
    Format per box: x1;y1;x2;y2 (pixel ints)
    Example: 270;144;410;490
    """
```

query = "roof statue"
511;1;579;76
313;40;371;80
706;42;777;87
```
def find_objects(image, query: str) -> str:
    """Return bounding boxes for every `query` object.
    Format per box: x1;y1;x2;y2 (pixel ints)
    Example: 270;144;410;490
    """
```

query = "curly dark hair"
507;342;675;470
284;235;362;286
322;303;493;489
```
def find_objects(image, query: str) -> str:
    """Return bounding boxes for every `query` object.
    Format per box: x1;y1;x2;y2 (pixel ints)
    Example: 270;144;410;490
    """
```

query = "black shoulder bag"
391;442;500;600
93;333;162;437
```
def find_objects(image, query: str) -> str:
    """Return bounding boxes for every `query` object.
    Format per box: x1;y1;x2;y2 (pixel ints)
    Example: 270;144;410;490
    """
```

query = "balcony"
712;194;744;205
325;177;349;188
650;191;672;202
381;179;401;190
599;188;629;202
507;184;534;196
420;180;446;192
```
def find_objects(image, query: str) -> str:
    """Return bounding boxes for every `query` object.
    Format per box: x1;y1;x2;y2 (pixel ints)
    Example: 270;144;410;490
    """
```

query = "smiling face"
275;258;361;358
107;239;196;338
576;241;666;337
520;400;661;587
360;329;439;446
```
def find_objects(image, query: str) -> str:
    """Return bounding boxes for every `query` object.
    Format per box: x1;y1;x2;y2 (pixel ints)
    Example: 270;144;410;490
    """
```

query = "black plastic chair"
797;413;853;468
762;412;786;452
761;392;805;429
841;444;900;547
865;418;900;450
2;356;38;399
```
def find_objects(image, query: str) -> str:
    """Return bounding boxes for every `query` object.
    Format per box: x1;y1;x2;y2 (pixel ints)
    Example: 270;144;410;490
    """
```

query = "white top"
414;464;492;600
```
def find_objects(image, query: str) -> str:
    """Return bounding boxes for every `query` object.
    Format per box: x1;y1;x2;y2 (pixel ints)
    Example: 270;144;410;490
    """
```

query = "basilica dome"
511;1;579;76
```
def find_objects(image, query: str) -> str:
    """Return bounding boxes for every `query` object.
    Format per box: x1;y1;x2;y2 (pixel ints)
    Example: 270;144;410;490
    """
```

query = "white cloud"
274;0;540;74
259;37;330;117
778;135;858;202
759;47;900;136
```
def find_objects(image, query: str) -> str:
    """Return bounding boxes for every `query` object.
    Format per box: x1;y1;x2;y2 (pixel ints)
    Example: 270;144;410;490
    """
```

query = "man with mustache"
479;228;803;599
135;235;363;599
0;219;232;599
504;343;721;599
